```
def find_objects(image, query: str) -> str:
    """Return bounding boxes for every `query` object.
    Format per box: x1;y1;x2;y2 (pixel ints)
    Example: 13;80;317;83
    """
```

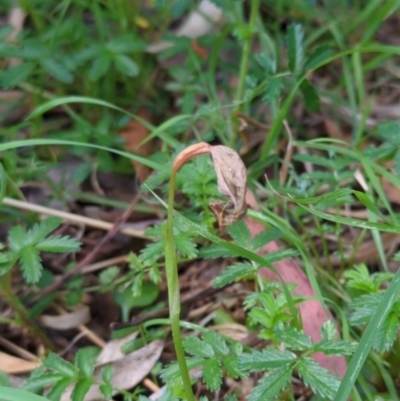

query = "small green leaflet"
239;349;296;371
274;324;313;351
299;78;320;112
304;46;333;70
297;357;340;399
202;358;223;391
287;24;304;74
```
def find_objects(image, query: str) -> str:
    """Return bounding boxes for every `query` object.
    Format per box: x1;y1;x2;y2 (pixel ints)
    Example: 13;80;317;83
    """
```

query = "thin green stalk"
163;171;195;401
232;0;260;144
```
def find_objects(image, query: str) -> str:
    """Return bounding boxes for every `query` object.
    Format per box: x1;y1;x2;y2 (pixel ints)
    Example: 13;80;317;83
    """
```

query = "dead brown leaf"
0;351;41;374
119;108;154;183
39;305;90;330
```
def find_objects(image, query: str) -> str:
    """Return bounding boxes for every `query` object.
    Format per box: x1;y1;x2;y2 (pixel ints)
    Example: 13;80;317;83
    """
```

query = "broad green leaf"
262;77;282;104
19;246;42;283
99;266;120;286
304;46;334;70
297;357;340;399
41;58;73;84
114;54;139;77
183;336;215;358
373;311;399;352
75;347;99;378
1;62;34;88
248;366;293;401
89;53;112;81
287;24;304;74
239;349;296;371
202;358;222;391
47;377;73;401
274;324;313;351
43;352;78;378
299;78;320;112
203;331;229;357
71;378;93;401
8;225;26;252
36;236;81;253
99;383;113;399
27;218;62;244
213;262;255;288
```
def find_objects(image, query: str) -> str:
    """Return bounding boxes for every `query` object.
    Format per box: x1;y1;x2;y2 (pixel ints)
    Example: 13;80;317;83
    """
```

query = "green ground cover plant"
1;1;400;401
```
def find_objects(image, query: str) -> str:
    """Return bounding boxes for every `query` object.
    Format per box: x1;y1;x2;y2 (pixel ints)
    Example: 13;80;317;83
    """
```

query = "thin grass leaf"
304;46;334;70
0;162;6;203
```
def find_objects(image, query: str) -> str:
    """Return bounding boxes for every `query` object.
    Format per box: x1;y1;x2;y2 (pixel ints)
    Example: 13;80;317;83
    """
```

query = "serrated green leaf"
47;377;74;401
99;382;113;399
373;311;399;352
203;331;229;356
287;24;304;74
114;54;139;77
321;320;336;341
248;366;293;401
183;336;215;358
251;227;282;252
297;357;340;399
299;78;320;112
41;58;73;84
140;240;164;264
313;339;357;355
36;235;81;253
227;220;251;247
89;53;112;81
8;225;26;252
75;347;99;377
261;248;299;264
349;293;383;325
1;62;34;88
304;46;333;70
262;77;282;104
19;246;42;283
174;234;198;258
27;217;62;244
43;352;78;378
222;354;246;379
274;324;313;351
239;349;296;371
249;307;273;328
71;378;93;401
202;358;222;391
213;262;256;288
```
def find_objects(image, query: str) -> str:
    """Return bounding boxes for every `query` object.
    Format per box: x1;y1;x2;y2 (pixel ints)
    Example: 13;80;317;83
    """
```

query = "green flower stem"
0;272;55;351
162;170;195;401
233;0;260;144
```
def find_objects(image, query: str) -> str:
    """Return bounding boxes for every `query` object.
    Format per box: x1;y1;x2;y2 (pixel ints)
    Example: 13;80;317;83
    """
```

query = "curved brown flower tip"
209;145;247;226
172;142;211;173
